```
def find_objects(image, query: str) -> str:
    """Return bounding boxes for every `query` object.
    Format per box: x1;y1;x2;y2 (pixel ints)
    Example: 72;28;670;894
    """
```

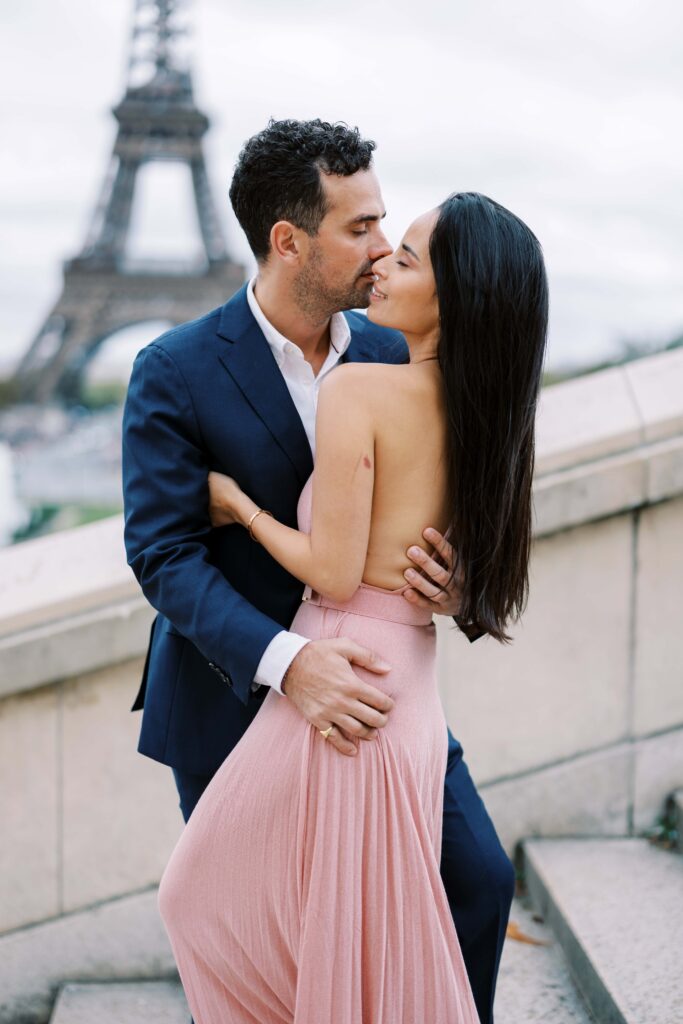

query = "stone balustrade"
1;347;682;936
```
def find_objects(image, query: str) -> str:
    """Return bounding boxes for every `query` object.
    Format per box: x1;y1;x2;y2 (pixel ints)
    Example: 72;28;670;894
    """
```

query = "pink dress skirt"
158;471;480;1023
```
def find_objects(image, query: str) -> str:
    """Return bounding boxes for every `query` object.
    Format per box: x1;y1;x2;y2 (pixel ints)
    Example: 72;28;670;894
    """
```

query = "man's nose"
369;228;392;262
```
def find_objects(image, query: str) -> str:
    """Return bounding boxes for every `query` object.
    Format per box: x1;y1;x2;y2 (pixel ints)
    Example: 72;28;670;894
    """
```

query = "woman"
158;192;549;1023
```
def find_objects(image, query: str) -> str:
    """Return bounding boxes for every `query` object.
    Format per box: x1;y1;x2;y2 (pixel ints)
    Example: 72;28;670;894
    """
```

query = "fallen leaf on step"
505;920;551;945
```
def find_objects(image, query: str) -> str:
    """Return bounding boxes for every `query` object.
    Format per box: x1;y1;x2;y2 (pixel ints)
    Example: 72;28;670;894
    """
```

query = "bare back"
360;362;451;591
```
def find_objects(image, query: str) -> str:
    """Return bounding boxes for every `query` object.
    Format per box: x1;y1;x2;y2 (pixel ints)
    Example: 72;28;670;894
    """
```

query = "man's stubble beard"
292;242;372;322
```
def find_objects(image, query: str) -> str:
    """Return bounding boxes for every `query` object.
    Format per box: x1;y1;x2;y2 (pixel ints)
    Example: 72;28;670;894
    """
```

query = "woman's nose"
372;254;389;278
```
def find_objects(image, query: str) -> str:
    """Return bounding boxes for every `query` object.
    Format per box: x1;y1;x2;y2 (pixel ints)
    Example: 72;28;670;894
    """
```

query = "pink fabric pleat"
158;472;480;1023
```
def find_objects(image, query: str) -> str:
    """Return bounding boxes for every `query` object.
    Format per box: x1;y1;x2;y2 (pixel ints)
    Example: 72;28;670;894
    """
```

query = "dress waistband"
301;581;434;627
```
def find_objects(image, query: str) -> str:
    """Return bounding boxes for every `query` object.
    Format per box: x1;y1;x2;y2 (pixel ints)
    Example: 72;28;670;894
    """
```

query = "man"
122;118;514;1024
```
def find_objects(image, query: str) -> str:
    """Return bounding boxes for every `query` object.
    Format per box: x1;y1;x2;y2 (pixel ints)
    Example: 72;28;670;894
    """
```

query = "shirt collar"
246;276;351;367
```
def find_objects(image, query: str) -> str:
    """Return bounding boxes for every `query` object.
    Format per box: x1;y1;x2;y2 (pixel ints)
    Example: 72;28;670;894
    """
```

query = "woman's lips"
370;284;387;300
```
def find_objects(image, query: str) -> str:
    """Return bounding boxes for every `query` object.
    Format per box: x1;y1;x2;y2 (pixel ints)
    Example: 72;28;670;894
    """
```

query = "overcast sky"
1;0;682;377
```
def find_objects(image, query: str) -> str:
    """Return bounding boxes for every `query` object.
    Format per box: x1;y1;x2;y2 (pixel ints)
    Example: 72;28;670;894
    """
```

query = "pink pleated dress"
158;470;480;1023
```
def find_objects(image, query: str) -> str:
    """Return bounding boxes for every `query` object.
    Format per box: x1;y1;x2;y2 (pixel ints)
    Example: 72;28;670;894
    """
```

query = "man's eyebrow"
348;211;387;224
402;242;420;261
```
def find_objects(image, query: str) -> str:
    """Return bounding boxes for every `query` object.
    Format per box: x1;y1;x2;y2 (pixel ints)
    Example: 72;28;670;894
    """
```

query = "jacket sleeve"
121;342;284;706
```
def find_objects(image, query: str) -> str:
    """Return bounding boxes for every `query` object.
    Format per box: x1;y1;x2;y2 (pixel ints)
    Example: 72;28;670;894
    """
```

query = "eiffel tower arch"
13;0;245;405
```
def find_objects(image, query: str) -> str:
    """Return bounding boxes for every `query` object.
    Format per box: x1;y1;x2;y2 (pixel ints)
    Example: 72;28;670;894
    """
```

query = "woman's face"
367;208;439;340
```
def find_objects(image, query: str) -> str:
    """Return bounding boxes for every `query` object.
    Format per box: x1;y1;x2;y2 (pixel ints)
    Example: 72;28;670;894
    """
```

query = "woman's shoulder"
317;366;407;433
323;361;407;397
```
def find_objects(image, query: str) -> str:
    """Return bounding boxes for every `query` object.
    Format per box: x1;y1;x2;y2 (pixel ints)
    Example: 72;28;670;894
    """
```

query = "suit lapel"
215;289;377;485
340;312;376;365
216;286;313;486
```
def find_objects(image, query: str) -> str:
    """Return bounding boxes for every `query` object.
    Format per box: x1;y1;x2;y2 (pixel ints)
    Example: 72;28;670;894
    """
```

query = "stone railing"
1;347;682;936
438;348;683;857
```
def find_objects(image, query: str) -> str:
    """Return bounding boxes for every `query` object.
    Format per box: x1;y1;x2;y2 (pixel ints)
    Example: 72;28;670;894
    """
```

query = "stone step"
44;899;590;1024
522;837;683;1024
49;981;188;1024
45;903;599;1024
13;850;676;1024
0;888;175;1024
494;895;596;1022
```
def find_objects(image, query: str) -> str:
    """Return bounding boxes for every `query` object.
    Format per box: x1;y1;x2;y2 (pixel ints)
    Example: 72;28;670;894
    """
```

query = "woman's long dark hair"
430;192;549;642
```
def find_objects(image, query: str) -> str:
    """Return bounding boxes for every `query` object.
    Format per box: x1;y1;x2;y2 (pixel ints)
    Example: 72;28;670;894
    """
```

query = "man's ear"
270;220;303;266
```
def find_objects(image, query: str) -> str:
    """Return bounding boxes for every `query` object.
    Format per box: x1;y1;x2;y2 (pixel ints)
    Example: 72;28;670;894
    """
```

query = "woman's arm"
214;365;376;603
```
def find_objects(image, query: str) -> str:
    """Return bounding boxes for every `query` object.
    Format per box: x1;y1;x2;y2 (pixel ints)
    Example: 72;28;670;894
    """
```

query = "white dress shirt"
247;276;352;695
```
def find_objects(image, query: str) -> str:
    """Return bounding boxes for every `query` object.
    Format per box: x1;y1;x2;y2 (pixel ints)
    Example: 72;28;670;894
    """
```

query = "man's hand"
402;527;463;616
282;639;395;757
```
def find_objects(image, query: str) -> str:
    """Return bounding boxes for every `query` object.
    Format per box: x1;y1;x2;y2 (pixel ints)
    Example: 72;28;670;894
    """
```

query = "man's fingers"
335;712;380;739
403;566;447;602
343;640;392;675
403;586;437;610
334;641;395;714
317;714;380;757
422;526;456;568
406;542;451;584
341;701;389;732
322;724;358;757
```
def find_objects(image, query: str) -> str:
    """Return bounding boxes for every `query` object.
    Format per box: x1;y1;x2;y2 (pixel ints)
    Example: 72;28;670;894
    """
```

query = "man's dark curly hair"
229;118;377;261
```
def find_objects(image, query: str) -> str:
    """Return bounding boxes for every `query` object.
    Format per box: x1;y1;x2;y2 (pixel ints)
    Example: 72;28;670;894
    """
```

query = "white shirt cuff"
251;630;311;695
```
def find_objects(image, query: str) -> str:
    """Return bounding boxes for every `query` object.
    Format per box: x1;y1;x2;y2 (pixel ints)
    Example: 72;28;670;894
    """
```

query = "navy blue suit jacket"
122;283;479;776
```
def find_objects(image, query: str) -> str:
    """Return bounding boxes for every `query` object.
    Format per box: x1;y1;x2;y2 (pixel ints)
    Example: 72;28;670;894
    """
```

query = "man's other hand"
282;639;395;757
402;527;463;616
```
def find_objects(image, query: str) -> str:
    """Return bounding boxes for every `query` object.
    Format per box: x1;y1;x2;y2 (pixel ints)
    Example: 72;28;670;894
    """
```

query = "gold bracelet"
247;507;273;541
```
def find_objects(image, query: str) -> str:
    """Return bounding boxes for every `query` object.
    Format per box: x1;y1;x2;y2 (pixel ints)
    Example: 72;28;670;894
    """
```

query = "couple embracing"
122;117;549;1023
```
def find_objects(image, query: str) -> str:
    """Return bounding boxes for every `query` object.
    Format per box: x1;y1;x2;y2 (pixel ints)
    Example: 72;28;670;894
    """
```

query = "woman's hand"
207;471;251;528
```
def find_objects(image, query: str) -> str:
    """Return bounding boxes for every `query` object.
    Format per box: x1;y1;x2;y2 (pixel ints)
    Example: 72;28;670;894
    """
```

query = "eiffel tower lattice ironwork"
13;0;244;404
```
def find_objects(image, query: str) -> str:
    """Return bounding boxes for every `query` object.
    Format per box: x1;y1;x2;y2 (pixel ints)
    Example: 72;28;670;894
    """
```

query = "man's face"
293;166;392;319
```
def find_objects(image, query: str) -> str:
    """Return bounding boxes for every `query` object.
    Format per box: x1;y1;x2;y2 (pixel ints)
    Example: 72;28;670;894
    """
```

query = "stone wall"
1;347;682;935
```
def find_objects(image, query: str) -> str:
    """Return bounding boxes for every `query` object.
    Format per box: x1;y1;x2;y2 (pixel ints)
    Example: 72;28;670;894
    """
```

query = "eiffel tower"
13;0;244;405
